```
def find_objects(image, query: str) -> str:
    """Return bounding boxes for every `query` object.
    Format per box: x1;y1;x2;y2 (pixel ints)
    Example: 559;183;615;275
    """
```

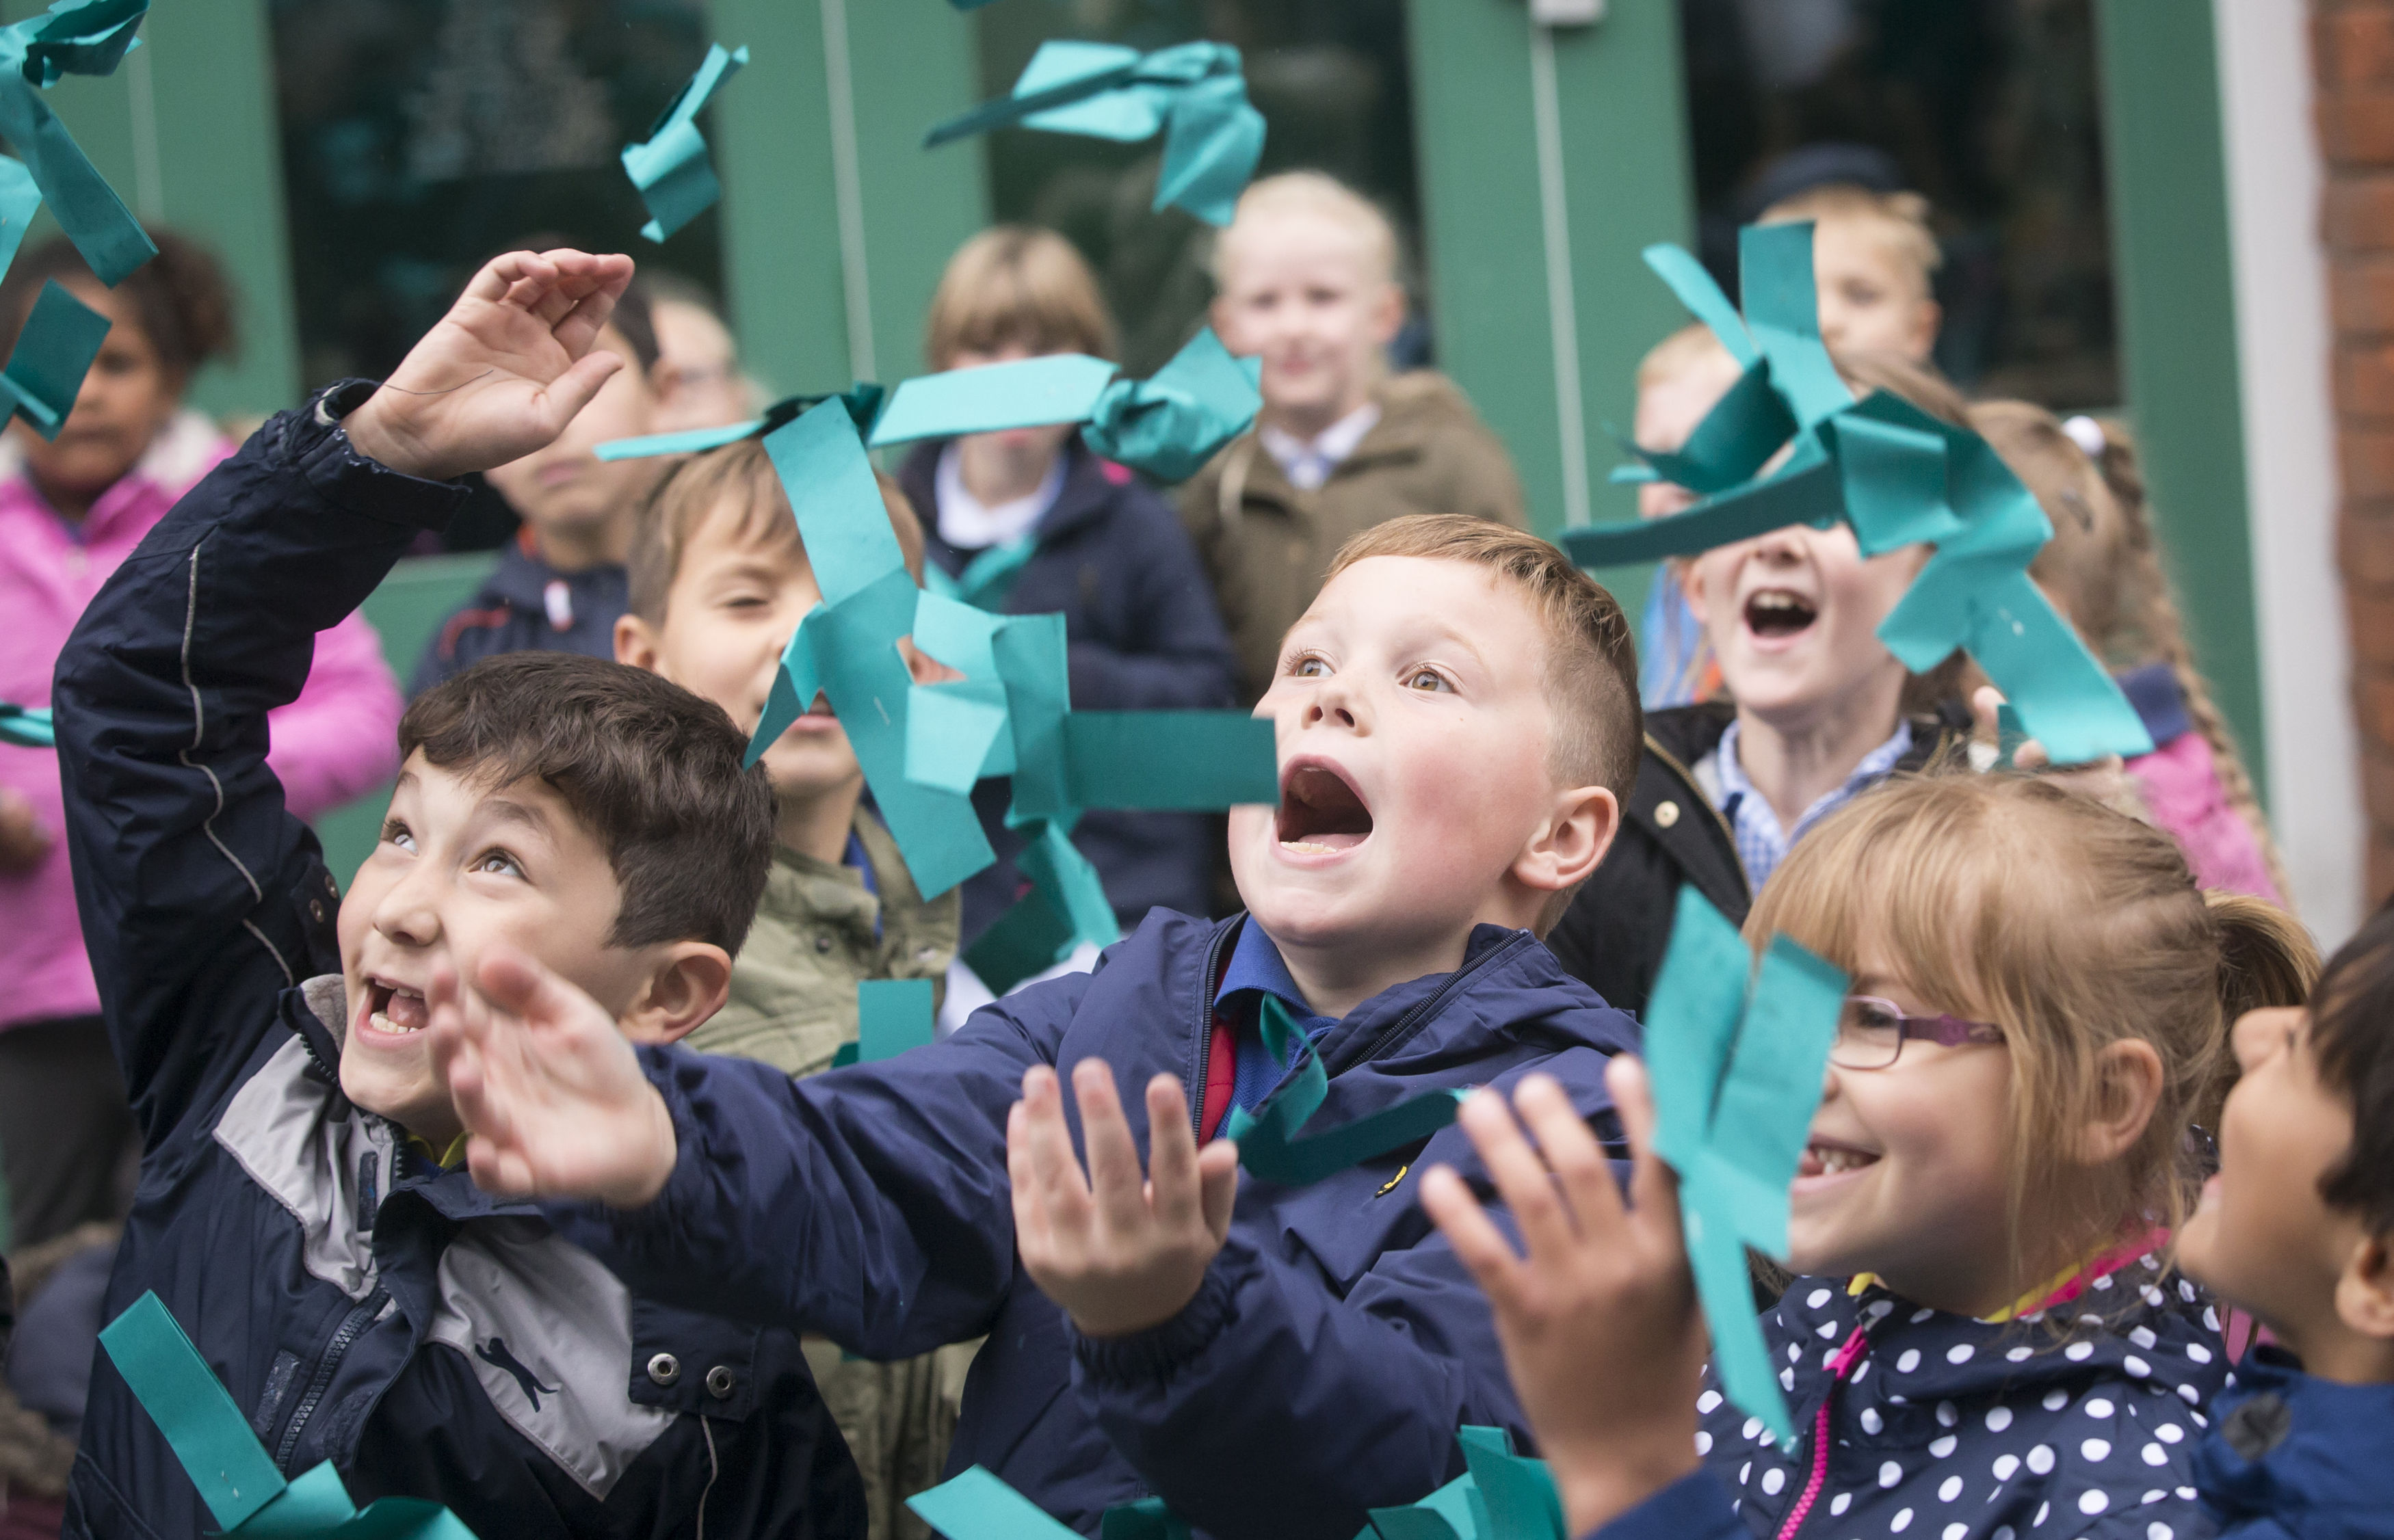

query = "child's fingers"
1017;1066;1093;1225
1005;1101;1056;1258
1418;1165;1527;1312
1195;1140;1240;1243
469;250;556;306
534;352;629;440
1070;1060;1148;1233
1605;1057;1683;1241
1510;1074;1628;1237
1969;685;2005;741
551;258;634;358
1143;1074;1203;1233
1455;1085;1577;1262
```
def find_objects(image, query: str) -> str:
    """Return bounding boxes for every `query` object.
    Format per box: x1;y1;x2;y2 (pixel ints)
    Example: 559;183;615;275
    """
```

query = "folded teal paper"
0;157;42;277
0;702;53;747
622;43;747;242
1642;887;1845;1446
832;978;937;1067
925;41;1264;225
594;384;886;461
869;354;1119;444
1;278;111;439
910;1466;1190;1540
1223;997;1464;1187
0;0;156;286
1357;1426;1566;1540
1060;712;1278;809
100;1292;480;1538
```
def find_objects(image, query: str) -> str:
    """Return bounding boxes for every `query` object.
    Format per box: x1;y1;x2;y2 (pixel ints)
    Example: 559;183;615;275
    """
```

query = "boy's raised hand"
343;248;635;483
1008;1061;1240;1338
1419;1060;1708;1538
425;944;680;1209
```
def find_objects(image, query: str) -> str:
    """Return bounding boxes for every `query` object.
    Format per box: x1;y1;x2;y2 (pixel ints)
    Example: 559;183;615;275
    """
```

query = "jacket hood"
2194;1346;2394;1538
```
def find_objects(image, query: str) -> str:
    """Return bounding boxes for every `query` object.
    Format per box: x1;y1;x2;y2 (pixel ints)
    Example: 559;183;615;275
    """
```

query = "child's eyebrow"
476;797;557;841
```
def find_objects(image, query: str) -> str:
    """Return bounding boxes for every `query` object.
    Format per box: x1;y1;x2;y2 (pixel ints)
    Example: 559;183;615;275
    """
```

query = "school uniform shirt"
409;526;629;695
2190;1344;2394;1538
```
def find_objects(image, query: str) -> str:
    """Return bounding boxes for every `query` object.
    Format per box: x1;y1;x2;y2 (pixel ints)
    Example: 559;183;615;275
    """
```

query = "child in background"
1629;324;1744;707
1977;401;2290;904
410;271;663;693
616;440;966;1540
53;249;865;1539
898;226;1237;940
1546;353;1973;1018
644;271;759;434
1423;773;2317;1540
0;230;401;1251
429;516;1646;1539
1183;172;1528;705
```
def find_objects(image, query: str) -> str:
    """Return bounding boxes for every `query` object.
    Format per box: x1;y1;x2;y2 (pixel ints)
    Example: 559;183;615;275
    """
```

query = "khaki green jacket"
1178;370;1529;703
685;808;958;1076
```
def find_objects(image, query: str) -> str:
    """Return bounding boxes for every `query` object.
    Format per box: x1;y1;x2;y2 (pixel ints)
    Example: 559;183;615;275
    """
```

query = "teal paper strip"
924;534;1040;612
767;397;906;608
1625;357;1796;496
1015;820;1120;952
743;606;825;768
922;45;1143;147
905;680;1012;795
0;702;53;747
1640;888;1751;1178
0;156;42;277
1735;222;1852;429
962;884;1076;997
1641;243;1759;368
1081;328;1262;481
992;613;1074;825
0;0;156;286
1099;1497;1191;1540
0;278;111;439
99;1292;288;1530
1456;1426;1567;1540
1061;711;1278;810
856;978;935;1062
1701;935;1844;1257
1560;447;1840;568
868;354;1120;447
622;42;748;242
1224;1000;1464;1187
1365;1511;1465;1540
907;1465;1080;1540
593;419;762;460
1683;1182;1789;1446
1150;68;1266;226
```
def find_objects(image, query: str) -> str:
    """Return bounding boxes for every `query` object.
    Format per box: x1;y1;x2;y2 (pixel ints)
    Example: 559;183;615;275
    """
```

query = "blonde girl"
1423;774;2313;1540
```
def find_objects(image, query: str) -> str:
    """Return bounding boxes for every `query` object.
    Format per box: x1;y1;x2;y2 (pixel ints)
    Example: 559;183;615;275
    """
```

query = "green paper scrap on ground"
1224;998;1464;1187
622;42;747;242
0;0;157;286
99;1292;479;1538
0;702;53;747
1;278;110;438
831;978;936;1068
924;40;1264;225
1560;222;2151;765
1642;886;1846;1446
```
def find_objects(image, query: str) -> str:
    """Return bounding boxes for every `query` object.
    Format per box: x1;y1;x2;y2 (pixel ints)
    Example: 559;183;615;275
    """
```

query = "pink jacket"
0;412;402;1030
2127;731;2283;905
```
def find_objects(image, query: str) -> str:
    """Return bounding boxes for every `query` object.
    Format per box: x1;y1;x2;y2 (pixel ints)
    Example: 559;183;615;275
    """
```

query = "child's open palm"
343;248;637;483
426;945;680;1208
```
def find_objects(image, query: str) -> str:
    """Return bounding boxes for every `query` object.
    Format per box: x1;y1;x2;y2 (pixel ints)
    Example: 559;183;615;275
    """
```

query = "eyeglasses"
1830;995;2006;1071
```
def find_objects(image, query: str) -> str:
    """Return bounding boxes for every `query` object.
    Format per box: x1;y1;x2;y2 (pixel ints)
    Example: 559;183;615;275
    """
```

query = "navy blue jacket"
2192;1346;2394;1539
548;915;1642;1539
1590;1256;2231;1540
898;442;1239;937
53;388;865;1540
408;531;630;696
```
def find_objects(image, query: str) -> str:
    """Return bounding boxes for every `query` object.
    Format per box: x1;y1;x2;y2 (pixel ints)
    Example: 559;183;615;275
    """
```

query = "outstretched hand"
1008;1060;1241;1338
1419;1059;1708;1537
1969;686;2139;813
343;248;635;482
425;944;679;1209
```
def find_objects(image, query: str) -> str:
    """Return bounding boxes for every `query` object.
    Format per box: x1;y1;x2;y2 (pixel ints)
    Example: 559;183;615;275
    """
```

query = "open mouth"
362;975;430;1037
1798;1141;1880;1179
1275;760;1373;853
1743;588;1818;639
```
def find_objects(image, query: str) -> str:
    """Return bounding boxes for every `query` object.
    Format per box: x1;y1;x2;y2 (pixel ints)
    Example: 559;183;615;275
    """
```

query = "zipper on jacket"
274;1286;388;1469
1775;1323;1871;1540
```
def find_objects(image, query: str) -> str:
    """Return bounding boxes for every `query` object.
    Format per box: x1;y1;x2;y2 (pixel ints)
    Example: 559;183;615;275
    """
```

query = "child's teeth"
1280;839;1339;854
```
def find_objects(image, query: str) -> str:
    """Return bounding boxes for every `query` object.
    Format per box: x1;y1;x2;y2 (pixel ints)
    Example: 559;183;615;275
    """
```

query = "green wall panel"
2094;0;2267;801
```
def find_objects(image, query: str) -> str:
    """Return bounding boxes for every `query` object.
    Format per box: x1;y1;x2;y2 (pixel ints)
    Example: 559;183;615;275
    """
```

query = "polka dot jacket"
1648;1255;2233;1540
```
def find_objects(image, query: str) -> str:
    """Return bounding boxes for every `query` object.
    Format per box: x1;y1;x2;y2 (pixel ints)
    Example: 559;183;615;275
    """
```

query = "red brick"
2352;585;2394;665
2339;342;2394;415
2321;92;2394;163
2325;174;2394;250
2340;425;2394;498
2330;257;2394;334
2319;8;2394;89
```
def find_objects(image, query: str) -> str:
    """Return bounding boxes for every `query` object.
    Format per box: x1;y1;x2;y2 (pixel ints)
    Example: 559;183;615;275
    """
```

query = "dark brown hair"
397;652;775;955
2306;905;2394;1236
1;228;235;384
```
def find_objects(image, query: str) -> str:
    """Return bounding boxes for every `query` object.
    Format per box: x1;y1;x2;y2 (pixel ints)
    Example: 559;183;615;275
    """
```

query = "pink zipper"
1774;1323;1871;1540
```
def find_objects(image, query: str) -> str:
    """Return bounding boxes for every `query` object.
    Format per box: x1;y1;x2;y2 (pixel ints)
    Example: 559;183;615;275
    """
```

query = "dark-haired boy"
429;515;1647;1539
53;251;864;1539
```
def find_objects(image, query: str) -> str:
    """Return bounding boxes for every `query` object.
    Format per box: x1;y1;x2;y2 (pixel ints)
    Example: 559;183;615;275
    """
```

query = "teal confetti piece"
593;419;763;460
1100;1497;1190;1540
908;1466;1079;1540
1083;328;1263;482
0;157;42;276
869;354;1120;446
1994;702;2029;769
768;396;908;608
1561;444;1842;569
1641;888;1845;1446
1223;998;1464;1186
924;535;1040;611
1060;711;1278;810
0;702;53;747
1016;821;1119;951
1618;358;1796;496
1641;243;1758;369
856;978;934;1061
1736;222;1852;429
905;680;1012;795
962;881;1077;997
622;42;747;242
0;0;156;286
992;612;1074;825
1360;1427;1564;1539
0;277;111;439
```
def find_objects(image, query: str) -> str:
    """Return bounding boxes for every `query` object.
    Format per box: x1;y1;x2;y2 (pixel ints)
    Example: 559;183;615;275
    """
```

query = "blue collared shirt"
1215;919;1339;1113
1711;717;1913;892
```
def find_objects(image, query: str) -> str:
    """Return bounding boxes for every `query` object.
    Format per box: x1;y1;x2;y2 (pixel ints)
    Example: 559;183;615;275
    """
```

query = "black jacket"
1547;702;1964;1017
898;442;1239;942
408;532;630;697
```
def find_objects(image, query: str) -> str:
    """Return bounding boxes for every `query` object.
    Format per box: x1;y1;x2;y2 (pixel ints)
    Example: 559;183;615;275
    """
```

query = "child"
428;515;1647;1538
1181;172;1529;705
617;438;967;1540
1544;353;1972;1018
1977;401;2291;904
900;226;1238;938
0;230;401;1253
1630;324;1745;708
51;250;864;1539
644;271;759;435
1758;184;1943;366
1422;773;2317;1540
410;270;663;693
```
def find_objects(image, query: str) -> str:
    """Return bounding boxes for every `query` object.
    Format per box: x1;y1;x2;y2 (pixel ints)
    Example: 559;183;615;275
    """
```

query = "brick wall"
2321;0;2394;901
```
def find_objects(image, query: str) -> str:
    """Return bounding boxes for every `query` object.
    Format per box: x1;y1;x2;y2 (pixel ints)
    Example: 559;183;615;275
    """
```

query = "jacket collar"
903;440;1127;573
2194;1346;2394;1536
477;533;627;610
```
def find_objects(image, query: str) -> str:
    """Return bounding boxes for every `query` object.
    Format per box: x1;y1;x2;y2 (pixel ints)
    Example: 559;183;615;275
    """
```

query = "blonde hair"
1637;322;1736;392
1972;401;2292;903
628;438;925;623
1761;184;1942;297
1212;170;1403;292
923;225;1116;369
1750;775;2316;1299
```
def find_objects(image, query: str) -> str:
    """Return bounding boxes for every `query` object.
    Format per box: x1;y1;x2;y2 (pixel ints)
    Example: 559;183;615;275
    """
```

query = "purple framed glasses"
1831;995;2007;1070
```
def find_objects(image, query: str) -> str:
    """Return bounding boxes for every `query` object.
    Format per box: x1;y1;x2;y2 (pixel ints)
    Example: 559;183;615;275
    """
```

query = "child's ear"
619;942;733;1046
2335;1230;2394;1342
615;611;661;672
2070;1038;2166;1166
1367;280;1405;347
1515;784;1620;899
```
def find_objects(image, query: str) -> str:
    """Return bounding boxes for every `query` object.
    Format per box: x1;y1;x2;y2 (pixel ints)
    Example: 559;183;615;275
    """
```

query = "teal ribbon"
830;978;936;1068
0;702;53;747
621;42;747;242
594;382;885;462
0;0;156;287
910;1468;1194;1540
1640;887;1847;1446
99;1292;479;1539
924;40;1264;226
1222;998;1465;1189
924;535;1040;612
1562;223;2151;765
